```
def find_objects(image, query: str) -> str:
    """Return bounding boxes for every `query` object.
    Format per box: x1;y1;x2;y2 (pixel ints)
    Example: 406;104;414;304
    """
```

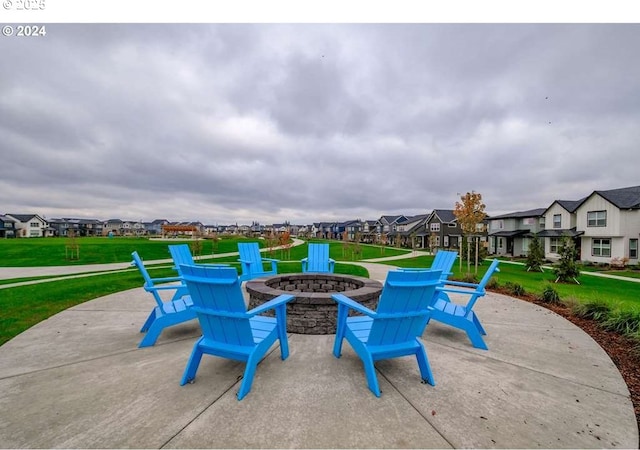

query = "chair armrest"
328;258;336;263
443;280;479;289
332;293;377;317
237;258;253;265
438;286;485;297
150;276;183;283
301;257;308;263
247;294;295;316
261;257;280;263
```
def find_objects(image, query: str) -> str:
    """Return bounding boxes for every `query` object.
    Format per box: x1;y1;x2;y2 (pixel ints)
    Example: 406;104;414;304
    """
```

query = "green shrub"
539;284;561;304
504;281;525;296
459;273;479;284
571;300;611;322
602;310;640;336
486;278;500;290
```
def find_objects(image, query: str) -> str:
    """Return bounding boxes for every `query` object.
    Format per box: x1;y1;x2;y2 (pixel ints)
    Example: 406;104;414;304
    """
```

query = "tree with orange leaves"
453;191;486;273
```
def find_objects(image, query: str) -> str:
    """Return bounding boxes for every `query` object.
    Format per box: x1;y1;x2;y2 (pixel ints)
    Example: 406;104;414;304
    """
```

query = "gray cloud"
2;24;640;224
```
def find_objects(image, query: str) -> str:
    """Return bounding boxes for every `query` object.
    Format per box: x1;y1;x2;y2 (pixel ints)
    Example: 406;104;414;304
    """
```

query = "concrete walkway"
0;264;637;448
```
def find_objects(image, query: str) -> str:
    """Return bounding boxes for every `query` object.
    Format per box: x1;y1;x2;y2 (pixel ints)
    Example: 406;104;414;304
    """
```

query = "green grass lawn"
0;260;369;346
1;238;638;347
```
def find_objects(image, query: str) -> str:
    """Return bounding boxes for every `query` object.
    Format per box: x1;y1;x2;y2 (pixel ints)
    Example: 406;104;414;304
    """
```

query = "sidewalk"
0;282;636;448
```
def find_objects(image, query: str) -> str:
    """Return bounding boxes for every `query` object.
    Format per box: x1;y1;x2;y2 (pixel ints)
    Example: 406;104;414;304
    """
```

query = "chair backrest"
466;259;501;310
168;244;195;275
238;242;264;275
367;269;442;346
306;243;330;272
431;250;458;277
179;264;255;347
131;251;163;307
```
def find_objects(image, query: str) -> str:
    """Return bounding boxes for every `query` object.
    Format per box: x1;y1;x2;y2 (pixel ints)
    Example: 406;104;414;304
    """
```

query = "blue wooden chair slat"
178;264;294;400
131;251;197;348
425;259;500;350
400;250;458;281
332;269;443;397
237;242;279;281
168;244;228;277
301;243;335;273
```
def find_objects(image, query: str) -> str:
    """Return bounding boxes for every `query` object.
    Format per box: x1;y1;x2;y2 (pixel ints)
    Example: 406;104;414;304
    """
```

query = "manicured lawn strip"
0;266;176;346
391;256;640;312
0;236;260;267
0;262;369;346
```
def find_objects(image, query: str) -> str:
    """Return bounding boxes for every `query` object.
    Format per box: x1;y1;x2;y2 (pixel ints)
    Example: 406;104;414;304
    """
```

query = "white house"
5;214;48;238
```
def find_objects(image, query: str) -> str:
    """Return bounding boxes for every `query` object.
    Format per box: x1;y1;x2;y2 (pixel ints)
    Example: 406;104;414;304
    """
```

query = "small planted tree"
553;236;580;284
454;191;487;274
526;233;545;272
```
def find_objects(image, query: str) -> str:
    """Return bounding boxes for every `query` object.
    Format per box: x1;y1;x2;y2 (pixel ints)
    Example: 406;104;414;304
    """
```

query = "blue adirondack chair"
425;259;501;350
168;244;228;277
332;269;443;397
178;264;294;400
237;242;279;281
131;251;197;348
400;250;457;281
301;243;335;273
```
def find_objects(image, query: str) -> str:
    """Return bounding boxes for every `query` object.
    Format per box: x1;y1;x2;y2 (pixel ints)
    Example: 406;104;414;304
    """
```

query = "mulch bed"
491;288;640;437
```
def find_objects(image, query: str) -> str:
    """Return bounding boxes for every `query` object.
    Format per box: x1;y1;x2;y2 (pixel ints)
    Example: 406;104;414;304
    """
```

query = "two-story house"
575;185;640;265
5;214;48;238
391;214;429;248
538;200;585;260
487;208;546;256
0;214;17;238
425;209;466;251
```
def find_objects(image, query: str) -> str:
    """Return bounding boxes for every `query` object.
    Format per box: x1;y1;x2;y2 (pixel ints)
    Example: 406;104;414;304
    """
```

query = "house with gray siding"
487;208;546;256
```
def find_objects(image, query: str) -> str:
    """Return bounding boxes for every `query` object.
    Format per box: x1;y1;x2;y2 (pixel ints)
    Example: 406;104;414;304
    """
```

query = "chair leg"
138;320;165;348
333;305;348;358
237;352;260;400
276;305;289;360
180;340;205;385
139;309;157;333
465;322;489;350
362;353;381;397
415;340;436;386
471;312;487;336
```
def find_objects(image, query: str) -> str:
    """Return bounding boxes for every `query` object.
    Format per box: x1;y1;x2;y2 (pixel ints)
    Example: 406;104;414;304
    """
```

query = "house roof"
555;199;586;213
7;214;41;222
488;208;547;220
431;209;457;223
537;228;584;238
488;229;530;238
593;185;640;209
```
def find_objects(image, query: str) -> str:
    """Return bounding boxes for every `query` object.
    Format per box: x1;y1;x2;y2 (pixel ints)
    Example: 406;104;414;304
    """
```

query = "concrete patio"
0;271;637;448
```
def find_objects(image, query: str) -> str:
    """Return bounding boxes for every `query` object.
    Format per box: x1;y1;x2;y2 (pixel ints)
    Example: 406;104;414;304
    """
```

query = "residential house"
361;220;378;243
425;209;466;251
343;220;363;241
377;215;407;245
5;214;48;238
538;200;585;261
487;208;546;256
574;185;640;265
0;215;16;238
391;214;429;248
145;219;170;236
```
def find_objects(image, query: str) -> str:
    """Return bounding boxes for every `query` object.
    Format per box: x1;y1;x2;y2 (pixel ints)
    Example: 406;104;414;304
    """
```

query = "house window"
553;214;562;229
435;236;441;246
592;238;611;257
522;218;535;225
630;239;638;259
587;210;607;227
539;217;546;227
448;223;456;228
492;220;504;230
498;238;503;249
550;237;561;253
444;236;449;247
30;222;39;228
430;223;440;232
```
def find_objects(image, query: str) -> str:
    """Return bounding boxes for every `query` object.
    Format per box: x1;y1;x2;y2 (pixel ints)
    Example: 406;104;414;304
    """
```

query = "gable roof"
7;214;43;223
488;208;546;220
593;185;640;209
431;209;457;223
555;199;586;213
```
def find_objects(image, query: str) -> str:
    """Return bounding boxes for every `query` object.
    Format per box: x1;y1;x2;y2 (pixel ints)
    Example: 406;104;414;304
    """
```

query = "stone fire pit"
246;273;383;334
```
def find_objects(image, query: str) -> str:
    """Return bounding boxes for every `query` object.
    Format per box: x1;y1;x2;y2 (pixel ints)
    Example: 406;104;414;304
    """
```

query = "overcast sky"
2;22;639;225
